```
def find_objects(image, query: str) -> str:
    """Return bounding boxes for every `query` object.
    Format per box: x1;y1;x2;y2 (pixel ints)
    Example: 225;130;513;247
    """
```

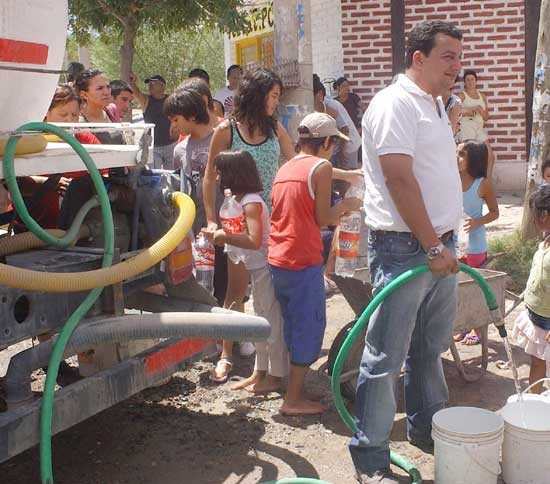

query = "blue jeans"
349;231;457;473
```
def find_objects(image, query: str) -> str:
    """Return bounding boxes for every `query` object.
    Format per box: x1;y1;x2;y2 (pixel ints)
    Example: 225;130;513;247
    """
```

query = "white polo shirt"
362;74;462;235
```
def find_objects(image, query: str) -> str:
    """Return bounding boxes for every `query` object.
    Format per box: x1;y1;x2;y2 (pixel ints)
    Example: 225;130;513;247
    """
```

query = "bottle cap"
224;188;232;197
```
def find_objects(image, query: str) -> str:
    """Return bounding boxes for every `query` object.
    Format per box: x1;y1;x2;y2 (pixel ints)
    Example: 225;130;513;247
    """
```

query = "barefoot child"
205;150;288;392
513;184;550;393
269;112;361;416
454;140;499;345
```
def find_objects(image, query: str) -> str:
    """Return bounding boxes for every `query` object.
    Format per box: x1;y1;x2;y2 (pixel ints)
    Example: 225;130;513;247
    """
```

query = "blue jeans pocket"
381;236;421;265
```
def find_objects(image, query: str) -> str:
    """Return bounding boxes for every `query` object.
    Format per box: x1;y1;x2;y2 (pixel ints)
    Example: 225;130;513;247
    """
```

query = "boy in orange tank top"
269;113;361;416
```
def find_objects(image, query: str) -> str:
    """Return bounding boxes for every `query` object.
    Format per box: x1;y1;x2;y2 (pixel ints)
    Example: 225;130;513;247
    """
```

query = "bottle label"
220;215;246;235
337;230;360;259
195;247;215;268
167;236;194;284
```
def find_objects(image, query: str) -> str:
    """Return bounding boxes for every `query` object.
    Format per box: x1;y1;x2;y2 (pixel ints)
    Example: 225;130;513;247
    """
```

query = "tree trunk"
119;17;137;83
520;0;550;240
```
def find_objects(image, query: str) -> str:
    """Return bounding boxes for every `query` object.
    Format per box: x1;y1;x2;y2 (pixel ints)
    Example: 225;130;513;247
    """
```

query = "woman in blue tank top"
455;140;499;345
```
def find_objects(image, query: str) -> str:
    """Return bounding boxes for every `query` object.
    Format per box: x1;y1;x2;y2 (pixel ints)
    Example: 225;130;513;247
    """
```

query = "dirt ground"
0;192;532;484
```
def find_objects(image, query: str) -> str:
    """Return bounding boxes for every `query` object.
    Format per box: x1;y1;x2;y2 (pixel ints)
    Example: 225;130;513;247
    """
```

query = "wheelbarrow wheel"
327;319;367;401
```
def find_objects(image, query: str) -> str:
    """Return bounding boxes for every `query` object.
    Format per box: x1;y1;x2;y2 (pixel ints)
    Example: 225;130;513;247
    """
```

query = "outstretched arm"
128;72;148;110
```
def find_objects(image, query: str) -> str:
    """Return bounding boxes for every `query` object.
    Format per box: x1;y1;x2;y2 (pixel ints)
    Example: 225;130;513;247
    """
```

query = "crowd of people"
6;19;549;484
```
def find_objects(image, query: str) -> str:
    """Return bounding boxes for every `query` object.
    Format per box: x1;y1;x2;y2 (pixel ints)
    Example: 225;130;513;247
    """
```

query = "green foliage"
68;0;246;42
88;26;226;91
487;231;540;292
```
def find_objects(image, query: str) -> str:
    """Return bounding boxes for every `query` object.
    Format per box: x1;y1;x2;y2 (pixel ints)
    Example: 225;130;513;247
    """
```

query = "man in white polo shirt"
350;21;463;483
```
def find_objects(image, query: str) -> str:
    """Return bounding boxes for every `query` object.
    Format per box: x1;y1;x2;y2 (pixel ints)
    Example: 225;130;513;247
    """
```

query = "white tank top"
462;91;486;125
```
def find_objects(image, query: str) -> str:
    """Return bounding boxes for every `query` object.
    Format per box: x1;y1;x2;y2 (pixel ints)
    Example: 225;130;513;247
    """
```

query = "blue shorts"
270;264;326;366
528;308;550;330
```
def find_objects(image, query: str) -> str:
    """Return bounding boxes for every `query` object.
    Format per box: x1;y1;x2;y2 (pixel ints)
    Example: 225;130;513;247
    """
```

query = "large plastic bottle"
456;214;469;259
194;232;215;293
335;181;365;278
219;188;247;264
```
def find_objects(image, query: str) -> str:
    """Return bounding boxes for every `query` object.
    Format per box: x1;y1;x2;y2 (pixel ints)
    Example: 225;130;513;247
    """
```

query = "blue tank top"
463;177;487;254
230;119;280;210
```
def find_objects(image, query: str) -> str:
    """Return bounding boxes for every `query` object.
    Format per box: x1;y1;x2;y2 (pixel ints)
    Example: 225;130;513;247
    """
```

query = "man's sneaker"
356;468;402;484
239;341;256;357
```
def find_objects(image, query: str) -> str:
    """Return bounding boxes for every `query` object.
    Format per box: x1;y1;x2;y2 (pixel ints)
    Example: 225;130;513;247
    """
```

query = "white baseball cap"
298;112;349;141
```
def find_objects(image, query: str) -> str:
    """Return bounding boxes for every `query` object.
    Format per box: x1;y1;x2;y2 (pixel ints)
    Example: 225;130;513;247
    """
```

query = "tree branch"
97;0;128;28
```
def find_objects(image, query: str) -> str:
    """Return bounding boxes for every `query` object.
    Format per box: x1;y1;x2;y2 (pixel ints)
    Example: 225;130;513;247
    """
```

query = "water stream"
503;336;524;404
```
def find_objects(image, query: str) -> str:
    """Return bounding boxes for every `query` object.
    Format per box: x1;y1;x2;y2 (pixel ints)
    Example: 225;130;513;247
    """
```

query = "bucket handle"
522;377;550;395
464;444;501;477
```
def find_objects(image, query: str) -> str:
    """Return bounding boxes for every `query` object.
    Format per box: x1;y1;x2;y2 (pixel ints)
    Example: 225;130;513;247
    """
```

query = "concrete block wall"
341;0;528;190
310;0;344;91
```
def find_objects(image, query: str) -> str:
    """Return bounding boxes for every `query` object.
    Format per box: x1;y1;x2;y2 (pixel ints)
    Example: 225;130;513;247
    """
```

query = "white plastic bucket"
432;407;504;484
500;388;550;484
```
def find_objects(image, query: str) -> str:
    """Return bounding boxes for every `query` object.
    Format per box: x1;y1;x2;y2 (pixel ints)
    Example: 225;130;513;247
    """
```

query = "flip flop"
453;332;467;342
209;358;233;383
461;333;481;346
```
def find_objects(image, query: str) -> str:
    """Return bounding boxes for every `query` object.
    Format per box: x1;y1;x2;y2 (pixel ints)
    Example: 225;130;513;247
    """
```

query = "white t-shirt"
214;86;236;117
362;74;462;234
233;193;269;271
323;98;361;154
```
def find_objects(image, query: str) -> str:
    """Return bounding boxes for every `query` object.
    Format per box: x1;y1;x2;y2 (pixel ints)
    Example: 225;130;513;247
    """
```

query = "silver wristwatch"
427;242;446;260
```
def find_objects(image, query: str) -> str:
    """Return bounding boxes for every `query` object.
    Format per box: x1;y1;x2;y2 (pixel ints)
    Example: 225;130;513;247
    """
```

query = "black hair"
333;76;348;90
188;68;210;84
227;64;242;78
75;68;103;93
109;80;133;98
233;67;282;138
313;74;326;96
405;20;463;68
542;159;550;177
463;69;478;81
295;126;339;155
529;184;550;224
163;88;209;124
214;150;263;195
177;77;214;110
48;84;81;111
458;140;488;179
66;62;85;83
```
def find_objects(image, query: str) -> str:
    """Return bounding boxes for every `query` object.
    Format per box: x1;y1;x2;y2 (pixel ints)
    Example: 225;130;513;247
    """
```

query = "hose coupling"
490;308;508;338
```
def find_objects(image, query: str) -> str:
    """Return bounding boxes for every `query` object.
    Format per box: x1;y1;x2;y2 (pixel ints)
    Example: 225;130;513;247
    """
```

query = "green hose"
3;122;115;484
330;262;501;484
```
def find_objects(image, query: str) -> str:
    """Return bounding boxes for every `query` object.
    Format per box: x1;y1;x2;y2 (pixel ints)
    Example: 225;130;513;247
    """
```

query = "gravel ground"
0;192;531;484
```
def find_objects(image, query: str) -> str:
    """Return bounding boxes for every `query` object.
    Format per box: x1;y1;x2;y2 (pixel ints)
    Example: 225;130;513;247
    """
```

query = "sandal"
461;333;480;346
209;358;233;383
453;332;467;342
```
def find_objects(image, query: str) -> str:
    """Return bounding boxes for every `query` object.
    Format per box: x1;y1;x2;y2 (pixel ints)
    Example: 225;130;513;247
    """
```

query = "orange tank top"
268;155;326;270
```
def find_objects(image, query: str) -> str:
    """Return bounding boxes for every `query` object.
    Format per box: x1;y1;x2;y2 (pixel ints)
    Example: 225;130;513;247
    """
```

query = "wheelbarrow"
327;265;508;400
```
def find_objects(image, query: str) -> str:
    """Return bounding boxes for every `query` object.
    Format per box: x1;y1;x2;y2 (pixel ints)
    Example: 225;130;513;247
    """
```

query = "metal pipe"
4;309;270;407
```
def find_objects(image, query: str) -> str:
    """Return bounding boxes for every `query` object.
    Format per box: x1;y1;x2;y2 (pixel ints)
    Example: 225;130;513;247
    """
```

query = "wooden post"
520;0;550;240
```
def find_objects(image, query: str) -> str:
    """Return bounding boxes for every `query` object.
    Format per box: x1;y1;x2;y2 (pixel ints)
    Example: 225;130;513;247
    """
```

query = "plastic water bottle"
456;214;469;258
194;232;215;293
219;188;247;264
335;181;365;277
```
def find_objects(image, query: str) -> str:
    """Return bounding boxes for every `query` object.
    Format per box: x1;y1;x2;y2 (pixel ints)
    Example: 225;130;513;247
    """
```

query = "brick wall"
310;0;344;88
340;0;394;101
342;0;528;188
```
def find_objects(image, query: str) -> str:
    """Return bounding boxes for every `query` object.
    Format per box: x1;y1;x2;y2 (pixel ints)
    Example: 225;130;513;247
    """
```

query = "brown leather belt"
371;230;454;244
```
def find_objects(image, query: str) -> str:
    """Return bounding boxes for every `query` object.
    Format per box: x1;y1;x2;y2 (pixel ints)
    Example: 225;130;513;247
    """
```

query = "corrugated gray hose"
4;307;270;406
